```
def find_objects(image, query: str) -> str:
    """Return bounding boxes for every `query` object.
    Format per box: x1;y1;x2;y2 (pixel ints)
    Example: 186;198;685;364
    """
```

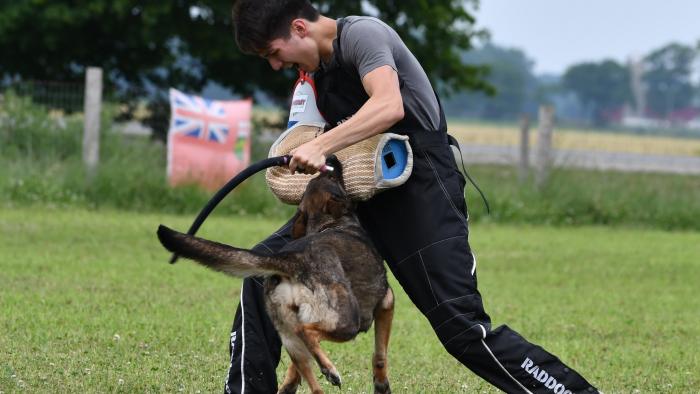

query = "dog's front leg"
372;287;394;394
295;323;342;388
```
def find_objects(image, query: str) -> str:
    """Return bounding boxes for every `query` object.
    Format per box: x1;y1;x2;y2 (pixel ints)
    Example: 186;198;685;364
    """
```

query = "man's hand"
289;140;326;174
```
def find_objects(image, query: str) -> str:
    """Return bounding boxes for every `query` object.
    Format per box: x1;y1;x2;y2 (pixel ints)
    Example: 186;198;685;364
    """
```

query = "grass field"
1;207;699;393
448;119;700;157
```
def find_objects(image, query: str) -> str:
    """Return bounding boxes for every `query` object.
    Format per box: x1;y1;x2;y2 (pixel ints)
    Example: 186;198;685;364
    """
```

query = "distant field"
448;119;700;157
2;207;699;392
250;109;700;157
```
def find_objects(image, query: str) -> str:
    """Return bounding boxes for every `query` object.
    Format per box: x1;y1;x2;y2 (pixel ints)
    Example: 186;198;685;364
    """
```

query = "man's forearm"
313;93;404;156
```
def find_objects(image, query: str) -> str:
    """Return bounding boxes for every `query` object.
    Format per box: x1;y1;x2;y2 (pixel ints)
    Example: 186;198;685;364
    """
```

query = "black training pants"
224;134;599;394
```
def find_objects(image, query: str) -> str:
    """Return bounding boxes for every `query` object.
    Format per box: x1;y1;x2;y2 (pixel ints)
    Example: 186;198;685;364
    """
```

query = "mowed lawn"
1;207;699;393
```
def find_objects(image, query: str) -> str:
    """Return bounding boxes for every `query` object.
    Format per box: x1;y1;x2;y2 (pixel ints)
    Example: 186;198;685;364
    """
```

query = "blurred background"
1;0;699;229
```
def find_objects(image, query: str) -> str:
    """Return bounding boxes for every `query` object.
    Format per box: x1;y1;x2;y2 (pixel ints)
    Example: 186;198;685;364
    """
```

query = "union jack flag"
167;88;252;191
170;89;231;143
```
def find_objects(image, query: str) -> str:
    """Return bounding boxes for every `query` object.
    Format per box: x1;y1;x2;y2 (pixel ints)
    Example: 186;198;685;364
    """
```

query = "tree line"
444;41;700;127
2;1;698;131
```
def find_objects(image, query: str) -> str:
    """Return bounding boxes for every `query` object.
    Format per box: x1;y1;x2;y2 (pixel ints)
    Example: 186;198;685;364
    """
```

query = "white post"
535;106;554;188
83;67;102;178
518;114;530;183
628;57;646;116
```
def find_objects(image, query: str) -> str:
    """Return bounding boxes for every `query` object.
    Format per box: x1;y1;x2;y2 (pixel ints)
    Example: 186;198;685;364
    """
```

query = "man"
226;1;600;393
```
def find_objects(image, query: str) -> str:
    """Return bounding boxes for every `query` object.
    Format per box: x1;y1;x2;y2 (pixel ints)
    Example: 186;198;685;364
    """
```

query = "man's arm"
288;65;404;174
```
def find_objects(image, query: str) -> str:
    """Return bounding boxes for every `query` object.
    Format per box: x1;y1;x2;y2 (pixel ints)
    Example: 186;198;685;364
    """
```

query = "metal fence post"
83;67;102;179
535;105;554;188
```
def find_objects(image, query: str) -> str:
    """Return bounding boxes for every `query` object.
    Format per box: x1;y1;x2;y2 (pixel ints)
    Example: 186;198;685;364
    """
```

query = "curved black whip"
168;155;291;264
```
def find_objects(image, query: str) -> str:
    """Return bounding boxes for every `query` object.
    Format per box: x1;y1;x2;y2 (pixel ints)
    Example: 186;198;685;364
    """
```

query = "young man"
226;1;600;393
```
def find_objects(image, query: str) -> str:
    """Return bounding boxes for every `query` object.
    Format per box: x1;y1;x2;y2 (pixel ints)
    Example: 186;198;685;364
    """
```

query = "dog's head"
291;156;352;239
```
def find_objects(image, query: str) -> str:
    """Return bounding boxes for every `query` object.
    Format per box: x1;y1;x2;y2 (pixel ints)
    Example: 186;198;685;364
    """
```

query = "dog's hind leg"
295;324;342;388
372;287;394;394
281;334;324;394
290;354;324;394
277;363;301;394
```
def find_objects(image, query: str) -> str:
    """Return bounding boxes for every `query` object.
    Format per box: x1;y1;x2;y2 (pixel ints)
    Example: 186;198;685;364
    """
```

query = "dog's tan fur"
157;158;394;394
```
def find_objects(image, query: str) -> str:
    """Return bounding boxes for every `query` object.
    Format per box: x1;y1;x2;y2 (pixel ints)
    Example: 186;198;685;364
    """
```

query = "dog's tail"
157;225;290;278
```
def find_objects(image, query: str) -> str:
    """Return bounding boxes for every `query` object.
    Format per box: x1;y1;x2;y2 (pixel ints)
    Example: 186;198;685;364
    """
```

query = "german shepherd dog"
157;157;394;394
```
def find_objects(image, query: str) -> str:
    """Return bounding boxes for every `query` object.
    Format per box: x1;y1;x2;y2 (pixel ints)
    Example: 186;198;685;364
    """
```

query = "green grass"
462;164;700;231
1;207;699;393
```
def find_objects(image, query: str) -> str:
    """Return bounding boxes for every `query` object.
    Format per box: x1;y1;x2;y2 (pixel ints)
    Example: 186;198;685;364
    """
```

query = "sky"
474;0;700;75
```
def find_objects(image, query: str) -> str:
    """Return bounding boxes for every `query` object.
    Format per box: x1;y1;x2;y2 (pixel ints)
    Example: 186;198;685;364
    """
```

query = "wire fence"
2;80;85;113
0;78;268;145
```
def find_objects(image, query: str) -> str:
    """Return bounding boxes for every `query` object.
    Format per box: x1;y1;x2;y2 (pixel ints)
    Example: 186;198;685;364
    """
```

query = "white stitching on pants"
481;338;533;394
432;311;477;331
225;285;247;394
395;235;464;266
423;151;468;229
239;282;247;394
271;231;290;244
456;324;486;364
426;293;478;315
457;342;473;359
418;251;439;306
256;221;292;253
442;323;486;346
255;242;274;254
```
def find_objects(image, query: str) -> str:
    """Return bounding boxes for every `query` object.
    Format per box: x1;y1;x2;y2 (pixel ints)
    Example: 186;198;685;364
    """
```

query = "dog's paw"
321;367;341;387
373;379;391;394
276;385;299;394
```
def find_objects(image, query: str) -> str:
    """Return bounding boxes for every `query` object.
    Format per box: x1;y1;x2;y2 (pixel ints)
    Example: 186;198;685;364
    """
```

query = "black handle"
168;155;290;264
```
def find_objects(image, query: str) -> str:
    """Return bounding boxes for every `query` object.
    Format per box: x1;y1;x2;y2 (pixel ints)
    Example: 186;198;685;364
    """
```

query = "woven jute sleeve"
266;125;383;204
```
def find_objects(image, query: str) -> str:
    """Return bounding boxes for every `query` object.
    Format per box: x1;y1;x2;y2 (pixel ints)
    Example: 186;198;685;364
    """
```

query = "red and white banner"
167;88;252;191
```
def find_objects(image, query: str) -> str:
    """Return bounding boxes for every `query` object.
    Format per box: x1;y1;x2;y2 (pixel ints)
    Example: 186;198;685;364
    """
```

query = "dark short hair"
232;0;320;54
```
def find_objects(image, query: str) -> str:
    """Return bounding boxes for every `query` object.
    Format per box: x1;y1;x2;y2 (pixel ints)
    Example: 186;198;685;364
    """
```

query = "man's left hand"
289;140;326;175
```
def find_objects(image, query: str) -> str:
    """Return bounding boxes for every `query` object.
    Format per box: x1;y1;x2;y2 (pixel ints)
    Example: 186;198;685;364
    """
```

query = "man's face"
261;20;320;72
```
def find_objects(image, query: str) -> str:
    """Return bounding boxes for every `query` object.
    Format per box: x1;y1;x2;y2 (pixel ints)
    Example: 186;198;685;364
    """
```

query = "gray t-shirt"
337;16;441;131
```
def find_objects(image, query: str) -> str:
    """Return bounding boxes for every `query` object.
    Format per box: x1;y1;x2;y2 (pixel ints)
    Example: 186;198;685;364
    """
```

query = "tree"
643;43;696;118
442;43;536;120
562;60;630;126
0;0;489;104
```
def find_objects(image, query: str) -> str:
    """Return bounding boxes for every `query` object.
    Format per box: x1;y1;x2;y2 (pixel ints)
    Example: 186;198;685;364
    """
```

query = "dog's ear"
291;209;308;239
325;196;350;219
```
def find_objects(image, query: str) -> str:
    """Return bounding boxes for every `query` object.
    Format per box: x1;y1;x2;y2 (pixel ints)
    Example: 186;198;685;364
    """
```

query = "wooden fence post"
518;114;530;183
83;67;102;179
535;105;554;188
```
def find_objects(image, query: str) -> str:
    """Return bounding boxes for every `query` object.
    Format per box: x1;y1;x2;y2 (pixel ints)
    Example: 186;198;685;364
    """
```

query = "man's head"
232;0;322;72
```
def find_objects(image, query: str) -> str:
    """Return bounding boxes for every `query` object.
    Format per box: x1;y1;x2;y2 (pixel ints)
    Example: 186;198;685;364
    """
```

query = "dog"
157;157;394;394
